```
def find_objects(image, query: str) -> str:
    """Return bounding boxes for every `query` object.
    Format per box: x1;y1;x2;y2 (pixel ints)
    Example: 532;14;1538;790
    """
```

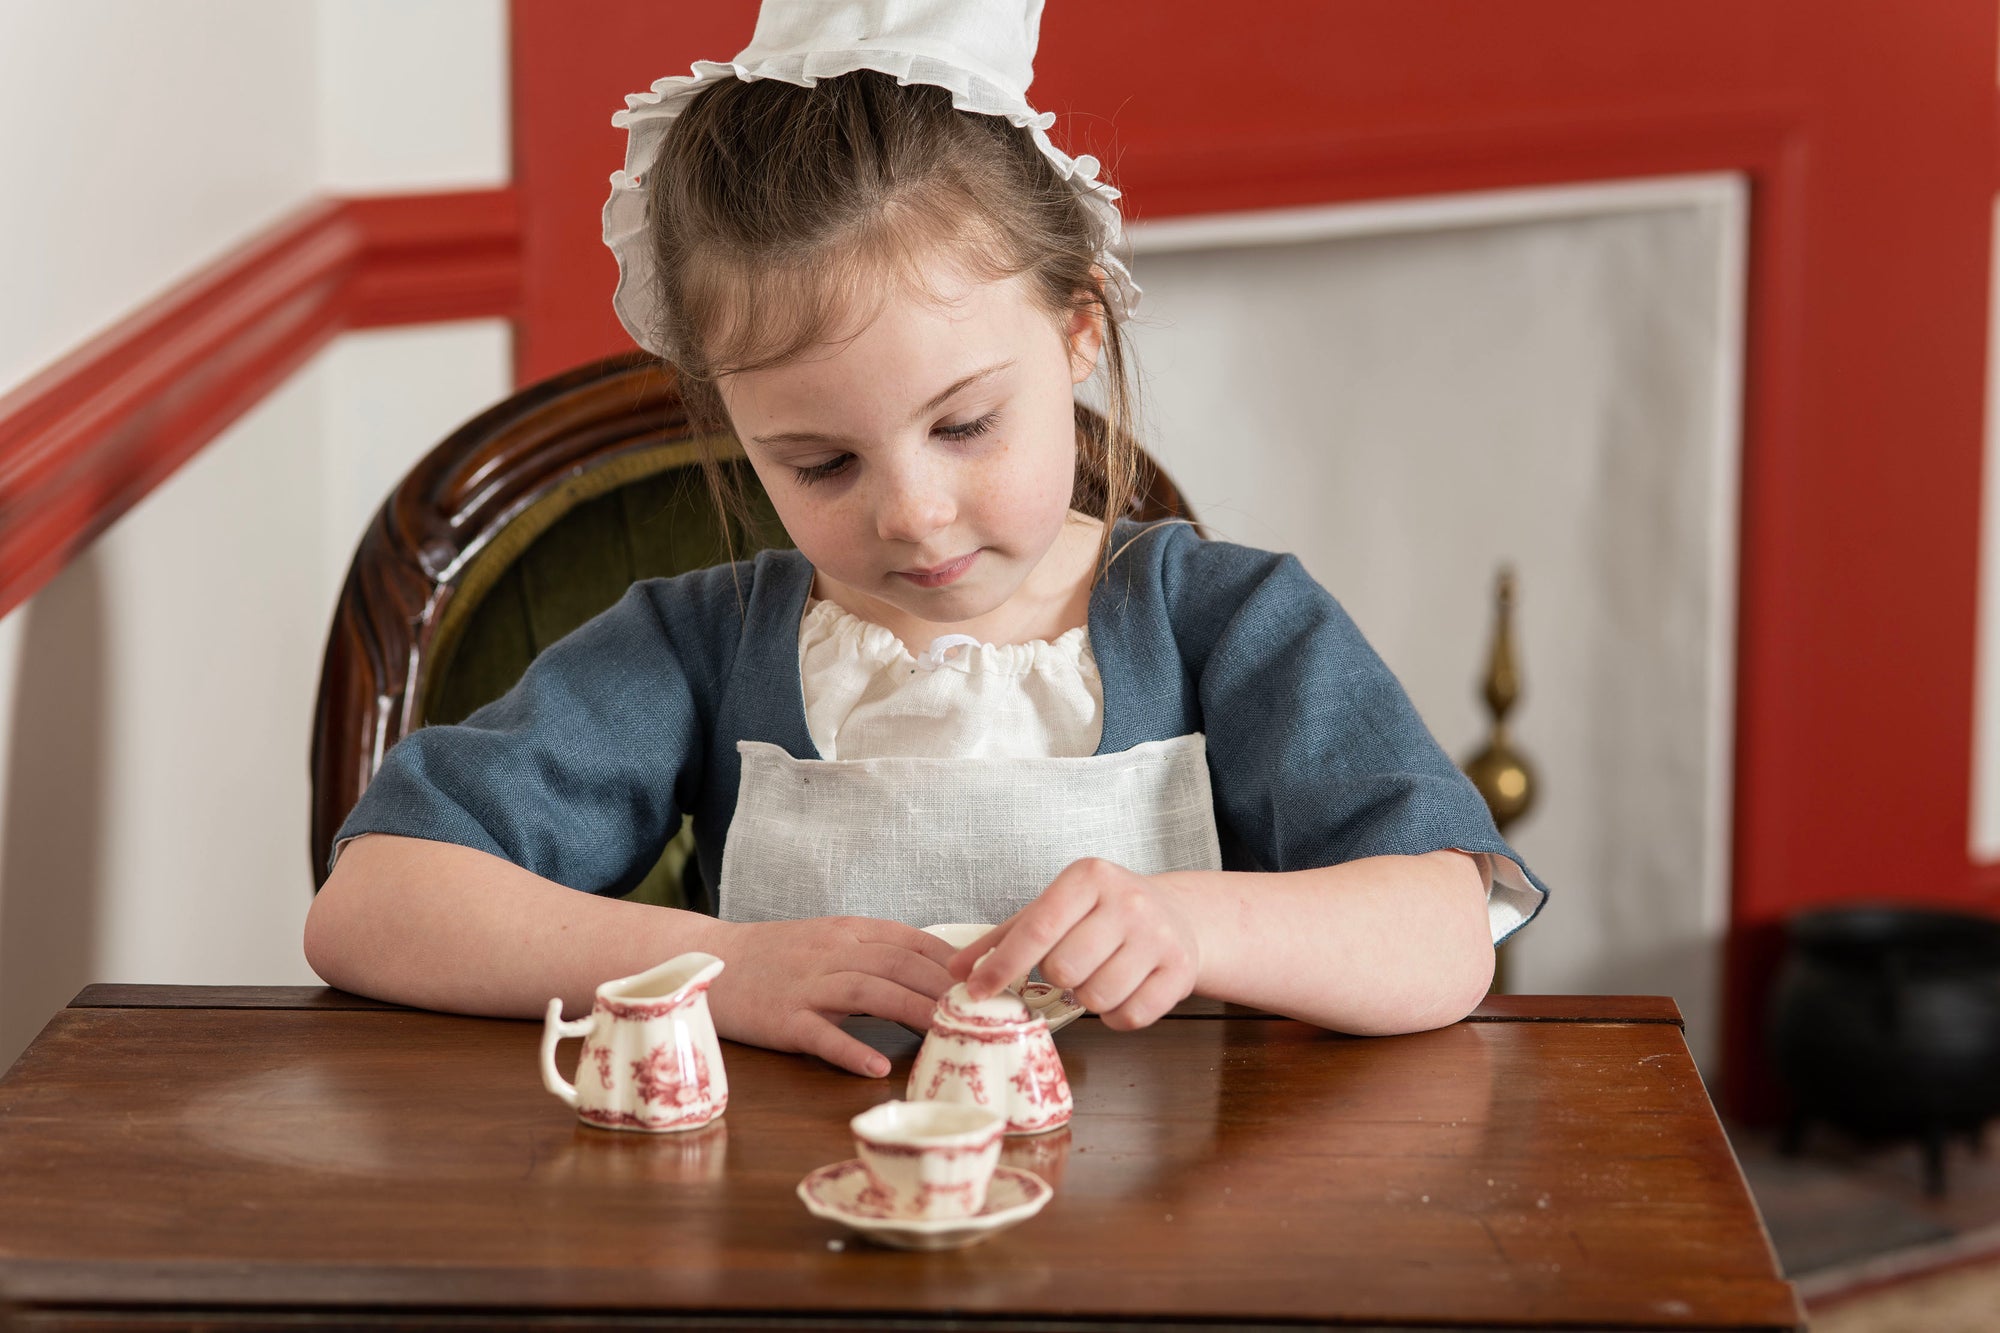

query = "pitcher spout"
600;951;726;1008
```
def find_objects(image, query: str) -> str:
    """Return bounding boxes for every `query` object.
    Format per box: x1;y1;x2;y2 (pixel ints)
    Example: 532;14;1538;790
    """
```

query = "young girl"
303;0;1546;1080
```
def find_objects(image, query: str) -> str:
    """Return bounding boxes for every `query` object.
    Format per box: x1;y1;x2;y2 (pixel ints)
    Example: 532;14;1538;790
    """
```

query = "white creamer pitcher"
540;953;728;1133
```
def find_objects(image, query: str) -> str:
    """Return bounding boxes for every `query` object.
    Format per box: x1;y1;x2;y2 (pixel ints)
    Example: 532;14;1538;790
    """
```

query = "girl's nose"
874;467;956;544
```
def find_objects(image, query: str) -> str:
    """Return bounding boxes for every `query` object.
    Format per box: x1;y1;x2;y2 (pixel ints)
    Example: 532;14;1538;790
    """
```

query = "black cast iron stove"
1768;904;2000;1194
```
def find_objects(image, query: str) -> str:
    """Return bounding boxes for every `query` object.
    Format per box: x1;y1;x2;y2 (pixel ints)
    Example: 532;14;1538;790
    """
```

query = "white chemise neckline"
796;598;1104;761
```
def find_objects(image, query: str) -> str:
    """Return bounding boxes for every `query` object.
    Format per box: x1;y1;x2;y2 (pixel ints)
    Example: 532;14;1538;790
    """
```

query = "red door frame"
512;0;2000;1113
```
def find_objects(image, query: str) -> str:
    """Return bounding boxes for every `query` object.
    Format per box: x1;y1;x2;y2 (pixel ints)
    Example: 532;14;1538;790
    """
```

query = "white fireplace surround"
1120;175;1749;1073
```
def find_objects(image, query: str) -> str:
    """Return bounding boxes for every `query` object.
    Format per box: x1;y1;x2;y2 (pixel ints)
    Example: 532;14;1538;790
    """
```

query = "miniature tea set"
540;926;1074;1250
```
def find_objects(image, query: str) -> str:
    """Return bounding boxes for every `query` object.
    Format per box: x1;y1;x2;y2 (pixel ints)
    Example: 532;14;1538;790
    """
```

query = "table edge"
0;1260;1806;1332
68;985;1684;1027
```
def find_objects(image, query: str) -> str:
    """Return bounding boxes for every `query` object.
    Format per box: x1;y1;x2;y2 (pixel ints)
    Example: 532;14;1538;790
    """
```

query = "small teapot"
908;983;1072;1135
540;953;728;1133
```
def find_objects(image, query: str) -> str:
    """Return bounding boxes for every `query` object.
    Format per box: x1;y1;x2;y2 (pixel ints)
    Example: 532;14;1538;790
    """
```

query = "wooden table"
0;987;1801;1332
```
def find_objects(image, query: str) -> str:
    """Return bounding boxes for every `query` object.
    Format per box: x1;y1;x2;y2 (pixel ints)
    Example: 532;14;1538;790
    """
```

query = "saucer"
797;1160;1052;1250
1017;982;1086;1035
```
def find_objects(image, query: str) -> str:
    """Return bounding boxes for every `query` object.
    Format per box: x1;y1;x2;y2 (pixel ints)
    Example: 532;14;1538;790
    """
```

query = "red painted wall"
511;0;2000;1111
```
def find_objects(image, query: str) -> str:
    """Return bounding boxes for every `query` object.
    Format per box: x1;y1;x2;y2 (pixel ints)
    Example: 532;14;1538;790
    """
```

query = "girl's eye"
936;411;998;442
793;454;853;486
790;412;995;485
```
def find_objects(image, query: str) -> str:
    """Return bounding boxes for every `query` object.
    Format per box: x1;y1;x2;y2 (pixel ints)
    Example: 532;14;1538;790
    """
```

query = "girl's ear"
1065;268;1109;385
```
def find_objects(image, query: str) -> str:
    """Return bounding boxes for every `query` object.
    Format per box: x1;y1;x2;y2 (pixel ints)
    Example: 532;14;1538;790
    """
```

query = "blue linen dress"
335;519;1549;939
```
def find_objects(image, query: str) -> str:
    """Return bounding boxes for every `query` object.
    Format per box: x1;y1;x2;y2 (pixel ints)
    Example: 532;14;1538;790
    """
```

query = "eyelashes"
791;411;1000;487
935;411;998;443
792;456;853;486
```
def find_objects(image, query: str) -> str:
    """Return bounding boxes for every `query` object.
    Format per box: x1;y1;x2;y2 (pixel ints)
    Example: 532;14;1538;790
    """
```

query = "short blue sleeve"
332;576;721;895
1159;531;1549;929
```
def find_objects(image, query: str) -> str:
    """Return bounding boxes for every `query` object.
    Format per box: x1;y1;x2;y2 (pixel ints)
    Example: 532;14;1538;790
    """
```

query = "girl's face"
717;253;1103;636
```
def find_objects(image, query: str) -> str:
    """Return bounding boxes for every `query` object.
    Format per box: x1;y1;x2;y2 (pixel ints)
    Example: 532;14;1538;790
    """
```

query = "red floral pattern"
578;1091;724;1132
854;1177;897;1216
917;1179;980;1212
930;1021;1046;1045
923;1058;989;1104
1009;1038;1070;1109
591;1046;614;1090
631;1041;711;1108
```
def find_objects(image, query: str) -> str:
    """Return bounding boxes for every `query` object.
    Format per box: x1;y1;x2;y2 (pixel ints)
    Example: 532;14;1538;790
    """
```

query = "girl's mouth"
897;551;979;588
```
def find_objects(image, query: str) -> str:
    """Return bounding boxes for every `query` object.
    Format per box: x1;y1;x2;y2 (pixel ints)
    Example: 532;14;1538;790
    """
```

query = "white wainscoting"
0;0;511;1071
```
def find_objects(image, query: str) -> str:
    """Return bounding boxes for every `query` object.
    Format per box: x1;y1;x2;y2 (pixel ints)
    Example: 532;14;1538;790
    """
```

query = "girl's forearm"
304;833;728;1018
1159;850;1494;1036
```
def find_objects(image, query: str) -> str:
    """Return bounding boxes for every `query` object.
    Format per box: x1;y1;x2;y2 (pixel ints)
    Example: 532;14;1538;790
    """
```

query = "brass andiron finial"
1463;566;1536;834
1464;566;1536;996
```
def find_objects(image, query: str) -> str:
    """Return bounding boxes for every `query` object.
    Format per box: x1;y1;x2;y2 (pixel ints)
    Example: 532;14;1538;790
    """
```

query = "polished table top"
0;987;1802;1332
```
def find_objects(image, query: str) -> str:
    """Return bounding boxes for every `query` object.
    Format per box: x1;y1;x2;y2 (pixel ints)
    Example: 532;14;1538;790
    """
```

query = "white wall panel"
316;0;509;192
88;364;334;988
0;2;319;397
319;321;515;599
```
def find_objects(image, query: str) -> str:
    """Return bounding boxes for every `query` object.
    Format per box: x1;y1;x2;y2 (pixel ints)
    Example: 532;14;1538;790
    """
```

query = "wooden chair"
309;351;1198;908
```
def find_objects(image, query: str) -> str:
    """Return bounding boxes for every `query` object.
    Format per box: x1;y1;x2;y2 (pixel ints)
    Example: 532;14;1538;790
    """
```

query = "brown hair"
644;70;1139;570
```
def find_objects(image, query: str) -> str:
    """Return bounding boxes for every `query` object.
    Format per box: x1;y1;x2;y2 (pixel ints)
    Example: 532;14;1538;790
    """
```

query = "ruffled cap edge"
602;48;1141;358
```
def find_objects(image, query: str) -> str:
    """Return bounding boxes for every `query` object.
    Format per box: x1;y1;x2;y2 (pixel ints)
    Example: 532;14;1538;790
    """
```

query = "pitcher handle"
540;999;598;1109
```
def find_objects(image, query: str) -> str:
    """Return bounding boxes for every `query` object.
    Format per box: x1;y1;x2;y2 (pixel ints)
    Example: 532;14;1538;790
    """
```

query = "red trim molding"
0;188;520;619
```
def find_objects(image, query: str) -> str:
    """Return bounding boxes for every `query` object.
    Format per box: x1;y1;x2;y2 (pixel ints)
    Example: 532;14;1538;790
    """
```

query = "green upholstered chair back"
310;352;1196;908
420;448;785;730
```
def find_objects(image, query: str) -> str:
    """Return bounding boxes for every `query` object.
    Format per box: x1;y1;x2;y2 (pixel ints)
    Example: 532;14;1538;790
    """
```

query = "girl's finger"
1100;966;1190;1032
851;942;957;1000
868;920;966;970
792;1010;894;1078
821;971;953;1033
947;918;1018;981
1037;906;1130;994
1068;937;1158;1015
964;880;1097;999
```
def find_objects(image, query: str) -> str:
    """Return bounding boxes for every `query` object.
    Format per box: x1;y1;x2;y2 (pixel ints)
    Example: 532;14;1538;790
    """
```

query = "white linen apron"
717;600;1223;924
716;734;1224;925
713;598;1527;937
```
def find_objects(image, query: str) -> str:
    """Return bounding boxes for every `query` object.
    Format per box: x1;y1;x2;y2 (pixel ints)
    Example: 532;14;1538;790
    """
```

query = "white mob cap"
602;0;1140;357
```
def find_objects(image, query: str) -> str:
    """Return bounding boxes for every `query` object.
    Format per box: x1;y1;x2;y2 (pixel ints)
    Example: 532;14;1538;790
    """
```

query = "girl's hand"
702;917;959;1077
949;858;1202;1030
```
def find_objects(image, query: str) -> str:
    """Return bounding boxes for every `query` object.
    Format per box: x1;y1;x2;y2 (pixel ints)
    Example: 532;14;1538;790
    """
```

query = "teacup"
909;983;1073;1135
851;1099;1005;1220
540;952;728;1133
